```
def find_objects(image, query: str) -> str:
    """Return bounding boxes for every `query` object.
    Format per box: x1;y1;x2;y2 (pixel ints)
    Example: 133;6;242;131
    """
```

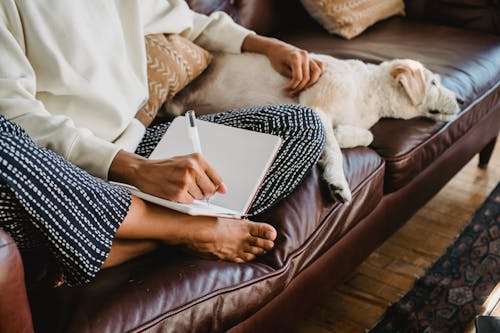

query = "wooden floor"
296;137;500;333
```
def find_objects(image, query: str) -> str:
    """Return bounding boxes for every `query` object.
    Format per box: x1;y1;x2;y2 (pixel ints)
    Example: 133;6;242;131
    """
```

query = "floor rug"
369;182;500;333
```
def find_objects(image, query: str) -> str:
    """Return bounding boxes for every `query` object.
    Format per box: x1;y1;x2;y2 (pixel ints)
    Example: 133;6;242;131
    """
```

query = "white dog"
167;53;462;202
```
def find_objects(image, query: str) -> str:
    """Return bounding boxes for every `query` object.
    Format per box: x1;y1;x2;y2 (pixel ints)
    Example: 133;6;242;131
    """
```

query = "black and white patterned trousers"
138;104;326;215
0;104;325;285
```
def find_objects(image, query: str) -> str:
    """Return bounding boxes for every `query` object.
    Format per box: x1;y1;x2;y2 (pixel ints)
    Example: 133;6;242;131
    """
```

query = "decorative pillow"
300;0;405;39
136;34;212;127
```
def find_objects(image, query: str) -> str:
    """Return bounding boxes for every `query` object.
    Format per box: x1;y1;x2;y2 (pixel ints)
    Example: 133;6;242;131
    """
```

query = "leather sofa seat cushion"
30;148;384;333
279;18;500;192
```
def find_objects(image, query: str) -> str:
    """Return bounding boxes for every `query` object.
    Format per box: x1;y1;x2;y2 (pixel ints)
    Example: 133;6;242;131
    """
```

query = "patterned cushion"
136;34;212;127
300;0;405;39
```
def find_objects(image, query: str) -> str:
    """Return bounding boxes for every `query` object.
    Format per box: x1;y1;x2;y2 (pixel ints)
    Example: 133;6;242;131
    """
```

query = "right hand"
109;150;227;204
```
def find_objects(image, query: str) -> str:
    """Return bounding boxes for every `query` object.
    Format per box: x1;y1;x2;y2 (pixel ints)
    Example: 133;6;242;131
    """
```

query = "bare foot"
113;197;277;264
179;216;277;263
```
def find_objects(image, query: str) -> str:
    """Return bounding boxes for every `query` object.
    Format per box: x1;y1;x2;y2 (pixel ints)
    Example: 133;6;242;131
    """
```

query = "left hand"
266;41;324;96
241;35;324;96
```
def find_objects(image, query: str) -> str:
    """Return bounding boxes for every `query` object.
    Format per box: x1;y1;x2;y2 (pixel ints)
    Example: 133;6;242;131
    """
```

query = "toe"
239;252;256;262
248;236;275;251
233;257;246;264
249;222;277;241
244;245;266;255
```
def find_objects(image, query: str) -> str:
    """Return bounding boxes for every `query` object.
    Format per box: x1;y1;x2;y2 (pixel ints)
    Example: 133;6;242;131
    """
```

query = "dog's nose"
429;110;440;114
456;97;464;105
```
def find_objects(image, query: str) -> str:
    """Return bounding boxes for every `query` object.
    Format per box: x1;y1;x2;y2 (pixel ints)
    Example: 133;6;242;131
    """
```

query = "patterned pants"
0;104;325;285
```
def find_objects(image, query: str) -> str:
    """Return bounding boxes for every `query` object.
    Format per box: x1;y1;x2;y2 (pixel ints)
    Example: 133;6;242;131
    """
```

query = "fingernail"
219;183;228;193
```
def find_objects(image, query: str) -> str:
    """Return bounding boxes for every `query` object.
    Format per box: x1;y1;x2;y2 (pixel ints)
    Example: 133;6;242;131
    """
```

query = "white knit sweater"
0;0;252;179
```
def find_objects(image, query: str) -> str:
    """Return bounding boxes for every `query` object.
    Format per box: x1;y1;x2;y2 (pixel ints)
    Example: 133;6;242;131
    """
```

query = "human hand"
109;150;227;204
242;34;324;96
266;41;324;96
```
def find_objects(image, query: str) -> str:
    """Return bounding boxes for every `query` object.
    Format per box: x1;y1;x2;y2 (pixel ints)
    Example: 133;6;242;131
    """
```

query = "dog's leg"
315;111;352;203
334;125;374;148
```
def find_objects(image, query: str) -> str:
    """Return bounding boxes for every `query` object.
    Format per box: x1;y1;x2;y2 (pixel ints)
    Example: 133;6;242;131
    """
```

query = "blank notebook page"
149;116;282;213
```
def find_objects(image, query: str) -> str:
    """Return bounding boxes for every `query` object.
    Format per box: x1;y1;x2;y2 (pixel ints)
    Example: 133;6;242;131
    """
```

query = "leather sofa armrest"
404;0;500;35
0;228;34;333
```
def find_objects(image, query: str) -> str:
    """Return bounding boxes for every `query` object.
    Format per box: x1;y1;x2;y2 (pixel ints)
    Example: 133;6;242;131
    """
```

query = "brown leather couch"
1;1;499;332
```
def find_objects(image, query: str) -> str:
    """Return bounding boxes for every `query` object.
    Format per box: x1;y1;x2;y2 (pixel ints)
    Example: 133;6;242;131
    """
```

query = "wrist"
108;150;145;185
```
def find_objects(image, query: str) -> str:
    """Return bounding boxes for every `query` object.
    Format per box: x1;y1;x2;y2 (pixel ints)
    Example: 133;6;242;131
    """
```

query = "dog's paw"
323;172;352;203
359;131;374;147
329;183;352;203
334;127;374;148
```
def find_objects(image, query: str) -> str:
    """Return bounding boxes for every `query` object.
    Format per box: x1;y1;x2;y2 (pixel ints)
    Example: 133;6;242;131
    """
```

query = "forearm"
241;34;285;55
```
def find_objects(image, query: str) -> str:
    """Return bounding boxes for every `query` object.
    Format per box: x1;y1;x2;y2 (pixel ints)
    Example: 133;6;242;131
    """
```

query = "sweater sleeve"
141;0;254;54
0;15;120;180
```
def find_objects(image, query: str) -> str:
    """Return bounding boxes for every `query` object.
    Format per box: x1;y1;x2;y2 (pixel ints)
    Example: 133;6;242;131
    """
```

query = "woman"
0;0;325;285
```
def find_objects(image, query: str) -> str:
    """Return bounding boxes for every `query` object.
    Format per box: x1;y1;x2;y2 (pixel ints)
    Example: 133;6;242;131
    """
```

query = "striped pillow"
136;34;212;127
300;0;405;39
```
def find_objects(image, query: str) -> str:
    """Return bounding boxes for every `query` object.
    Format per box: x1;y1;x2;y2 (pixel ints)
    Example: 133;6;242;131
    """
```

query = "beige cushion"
136;34;212;127
300;0;405;39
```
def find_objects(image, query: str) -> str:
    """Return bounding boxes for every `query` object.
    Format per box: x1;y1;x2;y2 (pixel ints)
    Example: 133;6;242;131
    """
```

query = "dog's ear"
390;60;426;106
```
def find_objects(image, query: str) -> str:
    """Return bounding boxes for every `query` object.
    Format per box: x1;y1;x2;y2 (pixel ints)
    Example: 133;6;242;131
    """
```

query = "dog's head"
389;59;462;121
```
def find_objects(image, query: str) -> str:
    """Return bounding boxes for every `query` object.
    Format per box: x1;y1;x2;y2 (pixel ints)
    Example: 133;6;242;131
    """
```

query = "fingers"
182;153;227;202
305;59;323;89
293;52;311;94
193;168;216;199
159;154;225;203
192;153;227;197
314;58;324;73
284;50;306;92
187;183;204;201
200;158;227;195
133;153;227;204
285;53;324;96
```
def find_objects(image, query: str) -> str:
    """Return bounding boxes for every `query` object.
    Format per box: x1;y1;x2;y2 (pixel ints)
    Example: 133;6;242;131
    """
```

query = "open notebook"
113;116;282;218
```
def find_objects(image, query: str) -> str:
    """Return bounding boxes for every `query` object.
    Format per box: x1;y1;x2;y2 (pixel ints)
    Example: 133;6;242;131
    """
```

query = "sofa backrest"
186;0;499;35
405;0;499;35
185;0;317;35
186;0;276;34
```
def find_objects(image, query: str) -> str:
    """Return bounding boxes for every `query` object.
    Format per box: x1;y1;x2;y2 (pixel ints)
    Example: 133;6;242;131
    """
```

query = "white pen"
185;110;209;206
186;110;202;154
